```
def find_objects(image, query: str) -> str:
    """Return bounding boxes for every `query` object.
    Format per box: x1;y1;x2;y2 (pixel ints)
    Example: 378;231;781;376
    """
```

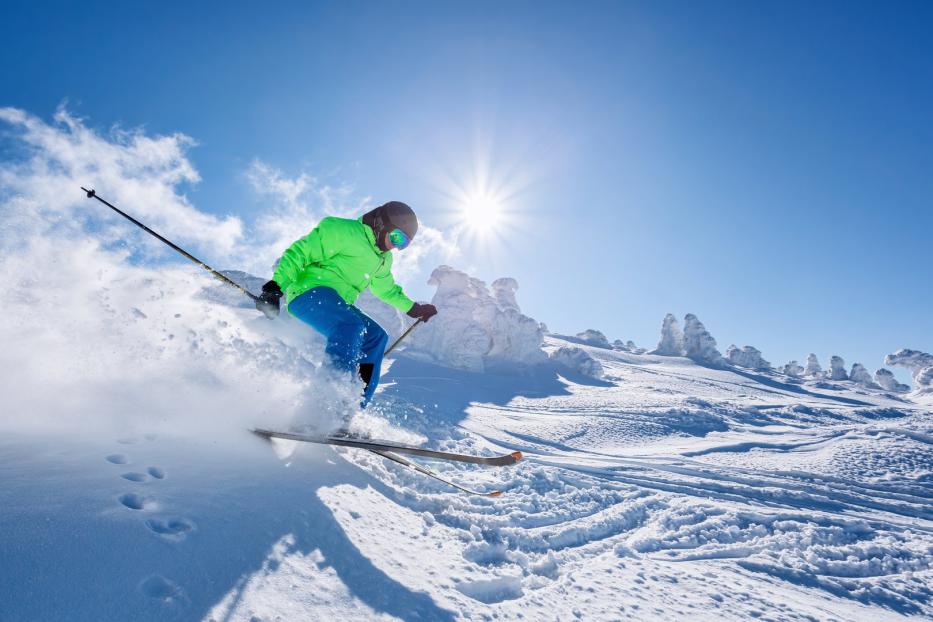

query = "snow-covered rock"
405;266;546;372
874;369;910;393
885;349;933;392
725;345;771;370
683;314;723;366
829;356;848;381
783;361;804;377
805;354;823;378
549;346;604;379
652;313;684;356
849;363;877;388
575;329;611;349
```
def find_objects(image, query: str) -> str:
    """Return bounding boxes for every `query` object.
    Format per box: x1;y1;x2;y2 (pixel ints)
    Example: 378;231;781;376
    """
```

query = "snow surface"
2;248;931;621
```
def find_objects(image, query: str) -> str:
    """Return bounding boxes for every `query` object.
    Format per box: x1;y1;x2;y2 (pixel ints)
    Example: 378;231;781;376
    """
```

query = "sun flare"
461;193;503;232
431;146;530;252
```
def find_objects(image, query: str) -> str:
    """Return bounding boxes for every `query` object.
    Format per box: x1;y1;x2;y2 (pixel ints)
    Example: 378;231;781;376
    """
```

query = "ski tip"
488;490;503;497
510;451;524;462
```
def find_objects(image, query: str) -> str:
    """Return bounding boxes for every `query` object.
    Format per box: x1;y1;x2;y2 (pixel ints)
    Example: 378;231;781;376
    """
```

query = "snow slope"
1;281;931;621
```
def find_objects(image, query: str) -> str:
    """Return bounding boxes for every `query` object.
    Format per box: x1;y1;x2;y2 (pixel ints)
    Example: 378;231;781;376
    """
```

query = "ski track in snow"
2;315;931;620
322;341;932;621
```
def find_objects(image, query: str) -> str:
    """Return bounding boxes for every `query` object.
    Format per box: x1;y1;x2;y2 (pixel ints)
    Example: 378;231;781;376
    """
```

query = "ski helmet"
362;201;418;251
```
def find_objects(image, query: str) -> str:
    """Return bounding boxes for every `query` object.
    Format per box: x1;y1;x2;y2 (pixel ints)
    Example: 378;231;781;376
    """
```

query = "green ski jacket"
272;216;415;313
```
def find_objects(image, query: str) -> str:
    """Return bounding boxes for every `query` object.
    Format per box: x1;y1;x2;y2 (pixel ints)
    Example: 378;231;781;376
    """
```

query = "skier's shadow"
186;441;458;622
0;436;457;622
379;355;610;432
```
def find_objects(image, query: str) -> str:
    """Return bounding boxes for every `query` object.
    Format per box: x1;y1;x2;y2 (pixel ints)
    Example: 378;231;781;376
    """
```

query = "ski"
251;428;523;466
370;449;503;497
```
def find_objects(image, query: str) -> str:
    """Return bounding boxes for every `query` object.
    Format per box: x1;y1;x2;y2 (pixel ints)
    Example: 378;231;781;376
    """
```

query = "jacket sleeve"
272;218;339;289
369;253;415;312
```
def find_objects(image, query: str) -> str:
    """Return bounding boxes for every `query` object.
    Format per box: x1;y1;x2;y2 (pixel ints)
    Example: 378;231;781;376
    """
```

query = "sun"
428;145;528;250
461;192;503;232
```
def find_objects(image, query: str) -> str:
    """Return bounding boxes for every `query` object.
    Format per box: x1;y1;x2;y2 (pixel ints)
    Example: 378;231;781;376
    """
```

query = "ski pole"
384;318;423;356
80;187;260;303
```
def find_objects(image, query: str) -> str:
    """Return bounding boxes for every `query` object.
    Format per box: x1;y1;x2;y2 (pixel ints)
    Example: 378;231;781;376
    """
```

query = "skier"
254;201;438;409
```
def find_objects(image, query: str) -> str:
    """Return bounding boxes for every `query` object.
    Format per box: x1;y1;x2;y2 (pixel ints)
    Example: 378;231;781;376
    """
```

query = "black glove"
407;302;438;323
255;280;283;319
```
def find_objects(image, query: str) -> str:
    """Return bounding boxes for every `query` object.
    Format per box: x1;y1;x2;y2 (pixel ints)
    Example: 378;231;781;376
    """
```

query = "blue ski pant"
288;286;389;407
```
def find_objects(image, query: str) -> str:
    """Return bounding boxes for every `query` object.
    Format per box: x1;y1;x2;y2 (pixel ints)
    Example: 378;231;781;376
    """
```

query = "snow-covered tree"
549;346;604;379
805;354;823;378
683;314;723;366
726;345;771;370
491;277;521;313
918;366;933;390
885;348;933;392
874;369;910;393
652;313;684;356
406;266;547;372
575;329;611;349
612;339;646;354
849;363;877;388
885;348;933;371
829;356;848;380
783;361;804;377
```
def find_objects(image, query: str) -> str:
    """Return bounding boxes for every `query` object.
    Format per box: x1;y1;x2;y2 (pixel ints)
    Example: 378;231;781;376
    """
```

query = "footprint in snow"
145;518;195;541
118;493;150;511
106;454;128;465
147;466;165;479
139;575;187;606
121;472;148;482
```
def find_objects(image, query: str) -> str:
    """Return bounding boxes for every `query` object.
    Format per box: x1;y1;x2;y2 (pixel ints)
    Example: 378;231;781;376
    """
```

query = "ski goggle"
388;227;411;250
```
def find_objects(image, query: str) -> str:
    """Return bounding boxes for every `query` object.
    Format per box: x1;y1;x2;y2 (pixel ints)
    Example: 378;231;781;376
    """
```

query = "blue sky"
2;0;931;374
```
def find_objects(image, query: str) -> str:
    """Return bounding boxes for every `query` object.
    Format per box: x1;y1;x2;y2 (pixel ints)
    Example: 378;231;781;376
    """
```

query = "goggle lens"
388;227;411;249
